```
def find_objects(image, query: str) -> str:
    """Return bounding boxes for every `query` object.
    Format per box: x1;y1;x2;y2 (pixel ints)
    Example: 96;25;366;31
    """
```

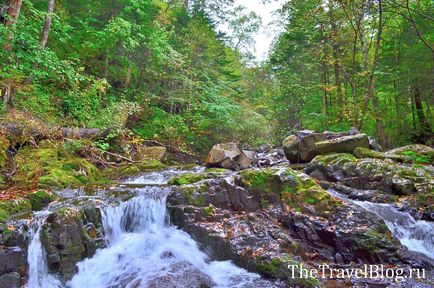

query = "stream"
328;189;434;260
26;169;261;288
24;168;434;287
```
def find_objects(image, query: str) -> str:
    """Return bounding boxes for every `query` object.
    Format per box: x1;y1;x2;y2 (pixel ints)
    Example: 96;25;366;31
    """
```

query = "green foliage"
402;151;431;164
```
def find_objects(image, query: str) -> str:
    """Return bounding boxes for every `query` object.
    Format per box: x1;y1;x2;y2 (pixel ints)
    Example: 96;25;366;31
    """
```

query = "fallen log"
1;122;115;143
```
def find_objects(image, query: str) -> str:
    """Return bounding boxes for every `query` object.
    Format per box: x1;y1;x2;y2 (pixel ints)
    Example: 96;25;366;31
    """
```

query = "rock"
257;149;285;167
315;134;369;154
243;150;258;166
41;202;104;281
0;272;20;288
147;261;215;288
137;146;167;161
283;131;345;163
168;166;405;287
368;136;382;151
205;143;251;170
353;147;405;162
0;247;26;276
385;144;434;164
282;135;301;163
305;153;434;219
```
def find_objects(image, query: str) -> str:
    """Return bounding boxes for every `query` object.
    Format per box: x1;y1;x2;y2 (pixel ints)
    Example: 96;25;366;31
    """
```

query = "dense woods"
0;0;433;154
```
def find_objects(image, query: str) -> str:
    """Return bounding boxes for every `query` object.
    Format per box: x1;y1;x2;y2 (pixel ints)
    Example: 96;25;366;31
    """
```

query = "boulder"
41;203;104;281
283;132;334;163
385;144;434;164
137;146;167;161
315;134;369;154
205;143;251;170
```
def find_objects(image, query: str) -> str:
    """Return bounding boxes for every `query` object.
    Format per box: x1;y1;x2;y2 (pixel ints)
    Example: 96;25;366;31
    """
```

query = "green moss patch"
26;190;55;211
0;198;32;222
240;168;340;215
168;173;208;185
12;142;105;189
0;134;10;170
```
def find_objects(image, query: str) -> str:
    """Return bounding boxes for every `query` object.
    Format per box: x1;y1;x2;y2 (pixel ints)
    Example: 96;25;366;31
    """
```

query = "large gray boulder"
315;134;369;154
282;131;335;163
205;143;251;170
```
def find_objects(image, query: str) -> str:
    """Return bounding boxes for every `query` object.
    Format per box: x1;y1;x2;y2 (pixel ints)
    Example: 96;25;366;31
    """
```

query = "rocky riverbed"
0;132;433;287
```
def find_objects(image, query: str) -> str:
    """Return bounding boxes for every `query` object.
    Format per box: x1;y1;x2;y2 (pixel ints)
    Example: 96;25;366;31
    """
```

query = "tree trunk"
125;63;132;87
3;0;23;51
39;0;55;49
328;0;343;121
413;86;431;139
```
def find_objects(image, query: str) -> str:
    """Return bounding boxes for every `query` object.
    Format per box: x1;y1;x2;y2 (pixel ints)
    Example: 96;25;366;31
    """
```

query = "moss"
168;173;208;185
0;134;10;170
255;256;319;287
12;144;106;189
256;257;282;277
180;186;206;207
26;190;55;211
239;168;278;195
203;204;215;217
104;160;166;179
0;209;8;222
314;153;357;166
353;147;406;162
240;167;339;215
205;168;230;173
0;198;32;221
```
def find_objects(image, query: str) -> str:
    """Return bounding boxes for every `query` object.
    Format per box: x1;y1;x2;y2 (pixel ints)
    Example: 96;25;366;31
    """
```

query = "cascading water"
67;186;260;288
27;211;62;288
328;189;434;260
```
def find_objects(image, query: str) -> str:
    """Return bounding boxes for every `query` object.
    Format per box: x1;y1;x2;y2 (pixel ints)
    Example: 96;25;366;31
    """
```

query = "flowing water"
26;168;261;288
328;189;434;260
27;211;62;288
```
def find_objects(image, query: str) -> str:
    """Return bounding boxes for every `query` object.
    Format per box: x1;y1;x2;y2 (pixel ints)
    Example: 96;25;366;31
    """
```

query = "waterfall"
27;211;62;288
67;186;260;288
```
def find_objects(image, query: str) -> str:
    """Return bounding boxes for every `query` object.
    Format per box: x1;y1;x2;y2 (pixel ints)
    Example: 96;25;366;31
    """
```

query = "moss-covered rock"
353;147;406;162
239;167;340;215
168;173;209;186
386;144;434;164
103;160;166;179
26;190;55;211
0;198;32;222
12;141;105;189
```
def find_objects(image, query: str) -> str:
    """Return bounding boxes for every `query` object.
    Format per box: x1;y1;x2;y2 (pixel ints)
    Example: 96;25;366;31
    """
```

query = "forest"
0;1;433;288
1;0;431;154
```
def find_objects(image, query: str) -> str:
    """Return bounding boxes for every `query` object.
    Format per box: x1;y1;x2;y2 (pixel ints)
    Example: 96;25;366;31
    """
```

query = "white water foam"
27;211;63;288
328;189;434;260
67;187;260;288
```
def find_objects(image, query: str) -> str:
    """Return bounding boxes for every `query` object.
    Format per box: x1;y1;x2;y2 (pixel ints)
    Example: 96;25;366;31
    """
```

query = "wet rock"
257;149;285;167
147;261;215;288
168;166;406;287
0;272;20;288
205;143;251;170
40;202;104;281
315;134;369;154
0;246;26;276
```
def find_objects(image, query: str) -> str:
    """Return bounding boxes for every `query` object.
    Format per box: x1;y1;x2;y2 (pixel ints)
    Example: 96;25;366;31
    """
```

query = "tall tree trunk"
328;1;343;121
125;63;132;87
39;0;55;49
413;86;431;140
2;0;23;110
